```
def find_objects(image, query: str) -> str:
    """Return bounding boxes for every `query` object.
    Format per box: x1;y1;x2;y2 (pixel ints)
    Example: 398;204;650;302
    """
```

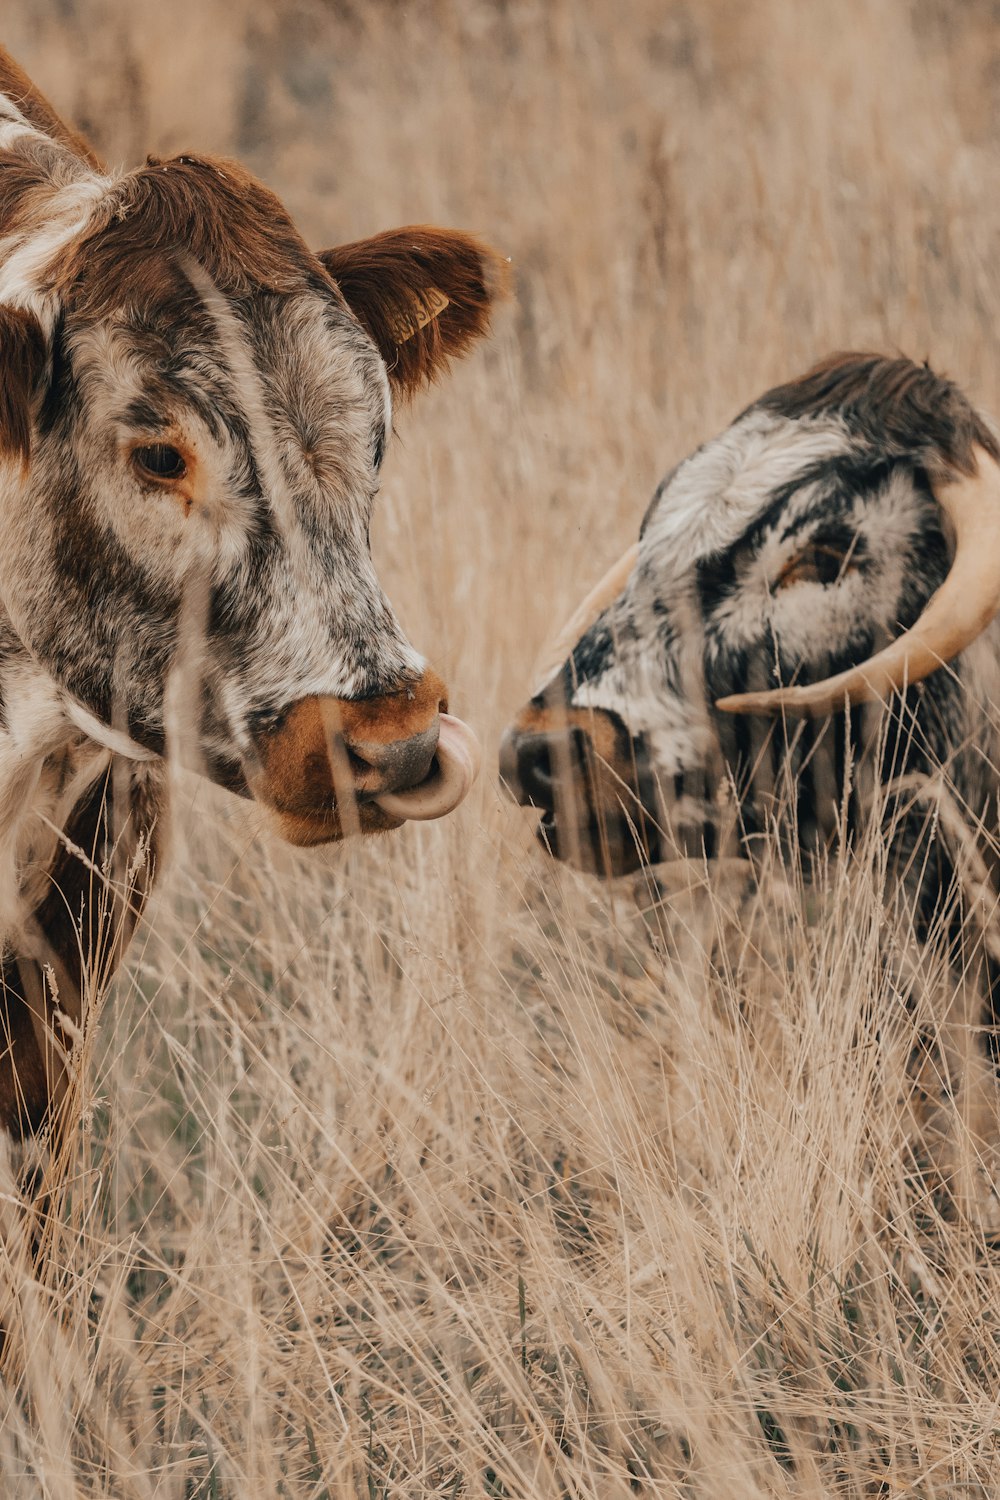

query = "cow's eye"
775;542;855;590
131;444;187;483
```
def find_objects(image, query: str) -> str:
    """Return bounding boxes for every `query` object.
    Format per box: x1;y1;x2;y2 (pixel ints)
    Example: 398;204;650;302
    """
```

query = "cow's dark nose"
347;721;439;794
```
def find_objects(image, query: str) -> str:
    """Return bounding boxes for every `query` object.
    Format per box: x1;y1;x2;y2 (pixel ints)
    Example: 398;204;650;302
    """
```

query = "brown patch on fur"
0;47;103;170
0;305;47;465
249;670;447;829
755;352;1000;476
52;155;325;319
252;695;344;816
318;226;510;398
0;155;62;242
334;668;446;750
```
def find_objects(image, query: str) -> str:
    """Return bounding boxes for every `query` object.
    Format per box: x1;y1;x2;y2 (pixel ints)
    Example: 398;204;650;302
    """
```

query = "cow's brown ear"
0;305;47;466
317;227;509;399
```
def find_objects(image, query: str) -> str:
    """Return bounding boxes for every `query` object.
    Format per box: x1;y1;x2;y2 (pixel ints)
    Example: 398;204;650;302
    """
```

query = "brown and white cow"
0;50;506;1138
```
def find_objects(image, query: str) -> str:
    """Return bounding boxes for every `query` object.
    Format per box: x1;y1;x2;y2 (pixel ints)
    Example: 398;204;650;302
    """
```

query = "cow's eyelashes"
131;443;188;484
774;542;857;590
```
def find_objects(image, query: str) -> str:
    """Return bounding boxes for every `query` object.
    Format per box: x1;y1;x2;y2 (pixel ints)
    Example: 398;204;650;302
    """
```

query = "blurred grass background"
4;2;1000;1495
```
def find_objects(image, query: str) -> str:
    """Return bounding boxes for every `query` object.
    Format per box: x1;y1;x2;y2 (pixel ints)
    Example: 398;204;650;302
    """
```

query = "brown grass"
5;0;1000;1494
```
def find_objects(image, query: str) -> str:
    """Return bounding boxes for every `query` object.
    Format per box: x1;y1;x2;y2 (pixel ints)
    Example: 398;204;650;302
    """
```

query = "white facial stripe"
179;258;422;712
179;255;295;528
565;411;858;747
640;410;853;579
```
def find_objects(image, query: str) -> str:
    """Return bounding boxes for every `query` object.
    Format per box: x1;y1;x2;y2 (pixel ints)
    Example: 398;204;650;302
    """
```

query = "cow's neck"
0;614;162;1137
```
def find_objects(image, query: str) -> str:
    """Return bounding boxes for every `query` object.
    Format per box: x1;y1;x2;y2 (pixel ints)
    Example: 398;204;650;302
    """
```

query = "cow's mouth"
500;718;666;876
530;786;717;877
267;713;481;848
534;798;664;877
501;716;724;877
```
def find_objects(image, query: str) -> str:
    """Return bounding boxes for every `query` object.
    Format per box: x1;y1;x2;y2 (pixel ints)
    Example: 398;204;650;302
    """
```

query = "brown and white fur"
0;50;507;1140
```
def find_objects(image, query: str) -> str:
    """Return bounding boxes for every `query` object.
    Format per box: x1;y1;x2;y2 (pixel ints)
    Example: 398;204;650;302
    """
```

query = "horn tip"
715;690;783;716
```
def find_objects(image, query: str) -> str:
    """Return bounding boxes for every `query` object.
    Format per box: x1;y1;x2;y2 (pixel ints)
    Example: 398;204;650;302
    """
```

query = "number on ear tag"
390;287;451;343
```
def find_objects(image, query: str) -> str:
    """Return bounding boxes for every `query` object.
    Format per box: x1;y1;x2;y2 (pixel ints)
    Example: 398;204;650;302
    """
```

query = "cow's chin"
532;778;722;878
269;801;404;848
533;806;661;878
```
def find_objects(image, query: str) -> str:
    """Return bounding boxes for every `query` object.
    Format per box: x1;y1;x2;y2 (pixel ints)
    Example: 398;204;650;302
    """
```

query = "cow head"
0;105;506;843
502;355;1000;876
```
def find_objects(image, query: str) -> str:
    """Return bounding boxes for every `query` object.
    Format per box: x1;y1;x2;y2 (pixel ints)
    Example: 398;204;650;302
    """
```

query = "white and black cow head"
0;70;506;844
503;355;1000;878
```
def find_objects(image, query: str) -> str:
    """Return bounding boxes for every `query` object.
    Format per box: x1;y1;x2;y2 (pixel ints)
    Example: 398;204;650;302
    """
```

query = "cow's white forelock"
0;90;111;331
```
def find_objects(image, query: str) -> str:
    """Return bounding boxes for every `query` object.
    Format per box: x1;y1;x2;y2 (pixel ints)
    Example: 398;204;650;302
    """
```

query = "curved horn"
716;444;1000;718
533;543;639;689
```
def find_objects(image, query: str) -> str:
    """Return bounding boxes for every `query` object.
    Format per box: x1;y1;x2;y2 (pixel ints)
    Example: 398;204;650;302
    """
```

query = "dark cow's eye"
131;444;187;483
775;542;855;590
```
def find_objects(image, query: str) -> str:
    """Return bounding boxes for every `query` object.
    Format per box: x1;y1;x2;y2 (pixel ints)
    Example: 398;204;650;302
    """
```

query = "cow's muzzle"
501;704;720;876
500;706;663;875
247;669;480;846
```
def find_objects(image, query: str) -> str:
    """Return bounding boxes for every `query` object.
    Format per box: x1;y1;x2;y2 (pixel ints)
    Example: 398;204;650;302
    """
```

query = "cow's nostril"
501;729;582;810
521;743;554;804
344;746;372;777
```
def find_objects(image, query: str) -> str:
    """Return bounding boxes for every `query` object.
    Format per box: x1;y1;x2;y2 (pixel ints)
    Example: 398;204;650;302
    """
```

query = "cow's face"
502;356;1000;876
0;155;505;843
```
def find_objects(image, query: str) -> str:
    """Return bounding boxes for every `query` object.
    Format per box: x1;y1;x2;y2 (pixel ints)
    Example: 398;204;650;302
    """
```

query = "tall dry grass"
4;0;1000;1493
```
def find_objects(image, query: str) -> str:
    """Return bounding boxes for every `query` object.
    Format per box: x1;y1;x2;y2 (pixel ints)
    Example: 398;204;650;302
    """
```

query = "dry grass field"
5;0;1000;1494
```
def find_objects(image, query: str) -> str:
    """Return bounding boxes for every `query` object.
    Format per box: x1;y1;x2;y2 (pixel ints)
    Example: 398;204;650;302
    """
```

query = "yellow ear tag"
390;288;450;344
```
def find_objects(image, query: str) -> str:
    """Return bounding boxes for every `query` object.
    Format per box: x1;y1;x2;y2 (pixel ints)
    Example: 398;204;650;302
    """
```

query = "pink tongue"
374;713;481;822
